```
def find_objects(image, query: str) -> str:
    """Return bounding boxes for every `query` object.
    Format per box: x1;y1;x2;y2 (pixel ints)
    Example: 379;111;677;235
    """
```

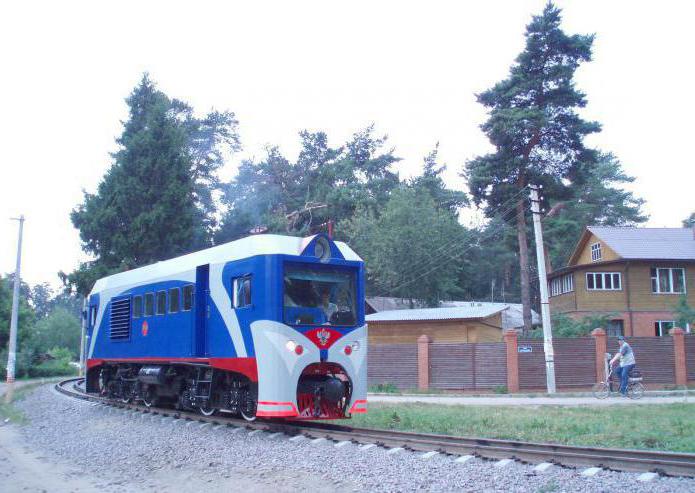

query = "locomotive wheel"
142;388;159;408
98;368;110;397
240;387;258;421
198;402;216;416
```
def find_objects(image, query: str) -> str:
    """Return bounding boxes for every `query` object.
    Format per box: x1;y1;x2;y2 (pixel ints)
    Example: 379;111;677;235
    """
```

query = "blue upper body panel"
89;235;364;361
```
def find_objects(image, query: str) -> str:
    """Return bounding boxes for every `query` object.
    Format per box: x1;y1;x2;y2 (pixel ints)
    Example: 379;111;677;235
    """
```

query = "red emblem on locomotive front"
317;328;331;346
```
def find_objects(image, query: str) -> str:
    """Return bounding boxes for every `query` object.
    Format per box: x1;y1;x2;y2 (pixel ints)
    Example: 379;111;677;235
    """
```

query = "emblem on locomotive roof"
317;328;331;346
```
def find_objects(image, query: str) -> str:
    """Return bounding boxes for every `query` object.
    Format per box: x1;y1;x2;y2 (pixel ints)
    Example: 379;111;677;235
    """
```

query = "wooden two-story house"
548;226;695;336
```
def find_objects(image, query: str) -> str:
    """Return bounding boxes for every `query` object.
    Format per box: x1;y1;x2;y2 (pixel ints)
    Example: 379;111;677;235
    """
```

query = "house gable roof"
567;226;695;266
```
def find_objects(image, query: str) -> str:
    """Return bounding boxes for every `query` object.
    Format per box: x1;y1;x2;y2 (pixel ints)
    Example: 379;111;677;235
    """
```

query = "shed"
366;305;508;345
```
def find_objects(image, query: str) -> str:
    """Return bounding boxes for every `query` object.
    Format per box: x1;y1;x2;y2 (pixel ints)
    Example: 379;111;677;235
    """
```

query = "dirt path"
0;424;103;493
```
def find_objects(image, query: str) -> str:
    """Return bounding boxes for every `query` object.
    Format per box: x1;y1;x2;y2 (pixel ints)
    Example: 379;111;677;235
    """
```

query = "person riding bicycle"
609;336;636;396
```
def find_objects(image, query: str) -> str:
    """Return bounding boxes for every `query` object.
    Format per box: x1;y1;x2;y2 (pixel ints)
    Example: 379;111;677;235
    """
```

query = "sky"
1;0;693;289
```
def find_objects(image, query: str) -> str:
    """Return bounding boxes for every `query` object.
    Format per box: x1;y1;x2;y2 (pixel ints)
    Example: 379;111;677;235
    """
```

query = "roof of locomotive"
90;234;362;295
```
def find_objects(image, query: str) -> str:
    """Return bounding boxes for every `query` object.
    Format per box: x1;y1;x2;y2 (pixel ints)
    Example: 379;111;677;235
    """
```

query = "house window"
233;276;252;308
549;273;574;297
144;293;154;316
169;288;180;313
156;291;167;315
591;242;602;262
650;268;686;294
655;320;675;337
132;296;143;318
606;319;624;337
586;272;622;291
182;285;194;311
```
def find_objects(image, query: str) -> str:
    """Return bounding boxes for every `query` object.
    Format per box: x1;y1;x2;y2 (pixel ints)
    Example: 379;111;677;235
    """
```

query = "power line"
369;187;530;289
374;203;532;297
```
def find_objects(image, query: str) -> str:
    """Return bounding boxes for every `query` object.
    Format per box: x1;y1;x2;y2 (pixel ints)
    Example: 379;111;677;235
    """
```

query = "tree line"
58;3;654;332
1;275;81;378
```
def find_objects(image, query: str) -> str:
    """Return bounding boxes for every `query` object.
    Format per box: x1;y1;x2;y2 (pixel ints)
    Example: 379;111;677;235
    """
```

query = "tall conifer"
465;3;599;330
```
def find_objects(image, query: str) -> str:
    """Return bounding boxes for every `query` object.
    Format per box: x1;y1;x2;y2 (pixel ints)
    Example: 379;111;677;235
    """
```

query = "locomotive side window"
89;306;97;326
182;285;194;311
144;293;154;316
232;276;252;308
169;288;180;313
132;296;143;318
156;291;167;315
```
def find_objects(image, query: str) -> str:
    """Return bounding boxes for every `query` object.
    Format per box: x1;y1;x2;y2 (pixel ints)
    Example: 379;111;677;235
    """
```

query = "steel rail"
55;378;695;477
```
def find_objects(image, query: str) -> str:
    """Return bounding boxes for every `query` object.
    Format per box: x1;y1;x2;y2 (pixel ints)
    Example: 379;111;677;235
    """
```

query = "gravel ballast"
11;385;695;492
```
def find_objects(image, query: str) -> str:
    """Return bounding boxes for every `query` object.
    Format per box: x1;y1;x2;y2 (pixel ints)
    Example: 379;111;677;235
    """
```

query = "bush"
369;383;399;393
493;385;508;394
28;347;76;377
526;312;618;338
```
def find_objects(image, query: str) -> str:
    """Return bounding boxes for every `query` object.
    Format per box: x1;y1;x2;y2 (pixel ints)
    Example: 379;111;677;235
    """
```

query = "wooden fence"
368;328;693;392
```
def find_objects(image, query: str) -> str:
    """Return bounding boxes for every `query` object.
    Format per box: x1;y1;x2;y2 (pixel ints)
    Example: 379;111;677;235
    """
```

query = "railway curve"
55;377;695;477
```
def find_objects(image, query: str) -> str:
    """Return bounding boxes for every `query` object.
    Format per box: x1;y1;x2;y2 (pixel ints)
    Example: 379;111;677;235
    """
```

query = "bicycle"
592;365;645;399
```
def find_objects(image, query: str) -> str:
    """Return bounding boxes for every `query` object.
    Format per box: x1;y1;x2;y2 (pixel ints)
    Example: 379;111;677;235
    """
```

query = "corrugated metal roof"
366;305;506;322
365;298;540;328
589;226;695;260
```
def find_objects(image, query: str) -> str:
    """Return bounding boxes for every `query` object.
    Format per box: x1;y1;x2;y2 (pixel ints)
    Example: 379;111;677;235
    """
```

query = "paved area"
368;393;693;406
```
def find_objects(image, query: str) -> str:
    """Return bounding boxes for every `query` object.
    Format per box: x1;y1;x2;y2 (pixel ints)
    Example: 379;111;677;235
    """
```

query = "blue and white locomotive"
85;234;367;420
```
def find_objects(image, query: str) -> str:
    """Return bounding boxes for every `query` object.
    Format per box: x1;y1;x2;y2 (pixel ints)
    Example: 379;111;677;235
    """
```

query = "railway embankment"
2;383;694;492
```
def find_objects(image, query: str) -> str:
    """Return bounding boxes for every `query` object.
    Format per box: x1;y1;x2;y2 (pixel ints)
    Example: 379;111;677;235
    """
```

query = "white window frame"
549;273;574;297
590;242;602;262
655;320;675;337
650;267;686;294
586;272;622;291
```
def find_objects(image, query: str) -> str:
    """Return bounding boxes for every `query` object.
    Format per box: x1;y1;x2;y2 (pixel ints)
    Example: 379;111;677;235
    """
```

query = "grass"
0;381;58;425
349;402;695;453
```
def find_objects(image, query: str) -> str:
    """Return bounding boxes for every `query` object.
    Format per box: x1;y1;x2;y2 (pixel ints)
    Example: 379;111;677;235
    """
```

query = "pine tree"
464;3;599;330
64;75;239;295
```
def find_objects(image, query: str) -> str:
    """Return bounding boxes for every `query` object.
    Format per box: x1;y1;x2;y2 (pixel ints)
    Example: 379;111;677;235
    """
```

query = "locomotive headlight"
344;341;359;356
285;340;304;355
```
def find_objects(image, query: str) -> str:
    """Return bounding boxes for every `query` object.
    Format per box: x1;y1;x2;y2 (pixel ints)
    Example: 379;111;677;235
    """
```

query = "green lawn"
350;402;695;453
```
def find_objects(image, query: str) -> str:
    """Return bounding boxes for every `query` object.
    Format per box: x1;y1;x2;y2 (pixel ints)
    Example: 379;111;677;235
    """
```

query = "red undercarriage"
86;357;366;419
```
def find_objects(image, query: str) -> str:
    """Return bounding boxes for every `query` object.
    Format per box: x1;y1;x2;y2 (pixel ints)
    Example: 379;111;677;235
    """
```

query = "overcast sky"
1;0;693;289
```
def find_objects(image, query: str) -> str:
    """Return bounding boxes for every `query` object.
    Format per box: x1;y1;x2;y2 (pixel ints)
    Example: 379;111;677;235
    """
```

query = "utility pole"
529;186;556;394
6;215;25;391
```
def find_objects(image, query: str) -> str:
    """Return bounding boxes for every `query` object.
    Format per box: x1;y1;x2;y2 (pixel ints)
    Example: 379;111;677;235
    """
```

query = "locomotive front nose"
296;363;351;419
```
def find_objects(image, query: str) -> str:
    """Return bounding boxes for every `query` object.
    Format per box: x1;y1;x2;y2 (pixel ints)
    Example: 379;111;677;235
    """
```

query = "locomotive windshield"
283;264;357;326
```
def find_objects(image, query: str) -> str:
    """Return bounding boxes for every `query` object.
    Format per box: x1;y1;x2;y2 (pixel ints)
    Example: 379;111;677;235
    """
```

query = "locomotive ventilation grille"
110;297;131;340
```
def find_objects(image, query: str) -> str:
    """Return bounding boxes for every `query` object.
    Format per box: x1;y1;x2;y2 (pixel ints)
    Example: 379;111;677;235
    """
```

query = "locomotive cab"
282;260;361;418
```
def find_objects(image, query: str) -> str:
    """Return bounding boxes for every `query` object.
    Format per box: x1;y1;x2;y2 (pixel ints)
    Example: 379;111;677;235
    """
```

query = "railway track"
56;377;695;477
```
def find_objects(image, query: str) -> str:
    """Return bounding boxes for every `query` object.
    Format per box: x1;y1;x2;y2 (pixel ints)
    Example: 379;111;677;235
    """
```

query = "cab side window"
182;285;194;311
169;288;180;313
232;276;252;308
133;296;143;318
156;291;167;315
144;293;154;316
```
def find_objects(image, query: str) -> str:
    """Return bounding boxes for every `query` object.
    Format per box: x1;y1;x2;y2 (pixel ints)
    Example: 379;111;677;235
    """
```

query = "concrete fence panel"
368;344;418;389
684;335;695;382
608;337;675;384
553;337;597;388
